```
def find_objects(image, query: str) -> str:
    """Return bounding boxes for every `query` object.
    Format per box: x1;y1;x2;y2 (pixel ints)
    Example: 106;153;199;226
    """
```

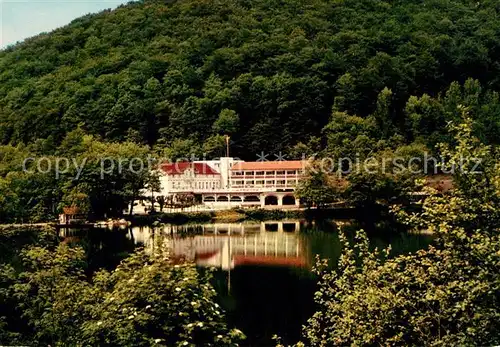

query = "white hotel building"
155;157;305;207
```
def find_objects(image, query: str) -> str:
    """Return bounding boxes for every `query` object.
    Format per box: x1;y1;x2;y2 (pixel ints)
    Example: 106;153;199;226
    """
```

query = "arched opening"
230;196;242;202
204;226;216;234
265;195;278;205
218;227;229;234
244;195;260;202
216;196;229;202
282;195;296;205
203;196;215;202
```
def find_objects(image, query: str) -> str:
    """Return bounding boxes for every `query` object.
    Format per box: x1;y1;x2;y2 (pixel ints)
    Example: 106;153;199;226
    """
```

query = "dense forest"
0;116;498;346
0;0;499;345
1;0;500;159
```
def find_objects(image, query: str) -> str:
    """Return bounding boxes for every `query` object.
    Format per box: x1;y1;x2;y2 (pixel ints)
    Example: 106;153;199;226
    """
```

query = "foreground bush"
0;243;244;346
297;229;500;346
288;113;500;346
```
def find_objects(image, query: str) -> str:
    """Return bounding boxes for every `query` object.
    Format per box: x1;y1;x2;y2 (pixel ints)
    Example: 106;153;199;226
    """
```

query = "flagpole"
225;135;230;157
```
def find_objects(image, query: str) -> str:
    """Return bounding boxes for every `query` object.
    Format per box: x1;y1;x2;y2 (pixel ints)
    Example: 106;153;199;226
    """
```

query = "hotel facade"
155;157;306;207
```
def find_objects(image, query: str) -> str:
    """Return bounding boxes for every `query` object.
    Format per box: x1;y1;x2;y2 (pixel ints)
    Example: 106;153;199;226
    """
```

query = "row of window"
171;181;220;189
232;170;299;176
231;180;296;186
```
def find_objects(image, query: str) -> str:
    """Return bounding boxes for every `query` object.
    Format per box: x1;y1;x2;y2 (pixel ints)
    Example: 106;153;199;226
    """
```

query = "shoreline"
0;223;51;229
0;207;359;228
126;208;307;226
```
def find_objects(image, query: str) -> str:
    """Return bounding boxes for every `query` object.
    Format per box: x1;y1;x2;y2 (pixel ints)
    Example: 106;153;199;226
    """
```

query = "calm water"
59;220;433;346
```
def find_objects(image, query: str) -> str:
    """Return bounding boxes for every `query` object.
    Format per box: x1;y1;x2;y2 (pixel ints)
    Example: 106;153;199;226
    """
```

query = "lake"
58;220;433;346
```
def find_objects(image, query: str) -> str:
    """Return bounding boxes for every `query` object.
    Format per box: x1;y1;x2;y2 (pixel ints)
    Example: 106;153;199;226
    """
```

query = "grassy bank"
234;208;304;221
125;207;360;226
127;211;215;226
126;209;304;226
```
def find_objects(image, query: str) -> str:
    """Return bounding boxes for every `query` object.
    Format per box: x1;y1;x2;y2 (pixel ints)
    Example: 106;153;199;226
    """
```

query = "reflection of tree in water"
58;227;136;273
0;227;58;267
56;222;432;347
225;266;316;347
301;219;433;268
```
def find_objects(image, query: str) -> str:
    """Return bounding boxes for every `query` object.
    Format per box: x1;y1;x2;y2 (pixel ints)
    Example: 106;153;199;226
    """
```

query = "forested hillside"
1;0;500;158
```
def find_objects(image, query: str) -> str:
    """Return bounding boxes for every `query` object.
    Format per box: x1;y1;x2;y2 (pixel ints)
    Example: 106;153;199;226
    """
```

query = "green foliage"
296;163;343;208
202;134;226;158
0;133;155;222
0;243;244;346
2;0;500;223
343;144;426;208
59;186;91;214
0;226;56;265
371;87;396;138
402;108;500;235
160;138;202;161
0;170;58;223
288;136;321;159
294;114;500;346
128;212;214;226
2;0;500;156
405;79;500;146
236;208;304;221
299;229;500;346
213;109;239;135
323;111;378;159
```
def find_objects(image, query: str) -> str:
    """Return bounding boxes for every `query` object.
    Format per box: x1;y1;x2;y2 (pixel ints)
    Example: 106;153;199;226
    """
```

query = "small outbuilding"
59;206;87;225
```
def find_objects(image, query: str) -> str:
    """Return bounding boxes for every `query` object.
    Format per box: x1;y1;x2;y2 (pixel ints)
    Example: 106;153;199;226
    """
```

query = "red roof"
160;162;219;175
196;251;219;260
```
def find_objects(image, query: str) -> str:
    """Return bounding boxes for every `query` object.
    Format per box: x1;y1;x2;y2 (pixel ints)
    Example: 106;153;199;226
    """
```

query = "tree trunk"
129;193;136;216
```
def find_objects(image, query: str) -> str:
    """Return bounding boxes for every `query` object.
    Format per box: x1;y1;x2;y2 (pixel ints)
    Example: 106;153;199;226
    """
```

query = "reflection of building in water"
58;228;83;244
129;221;308;270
